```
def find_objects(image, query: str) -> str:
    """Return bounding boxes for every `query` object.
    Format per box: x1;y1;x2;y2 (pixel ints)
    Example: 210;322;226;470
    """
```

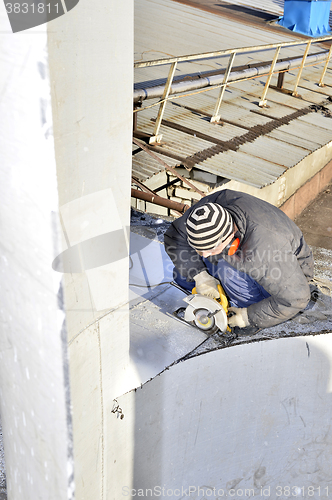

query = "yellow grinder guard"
192;284;231;332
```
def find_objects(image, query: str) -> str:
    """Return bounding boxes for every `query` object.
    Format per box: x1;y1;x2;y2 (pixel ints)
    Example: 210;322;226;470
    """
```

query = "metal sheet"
298;112;332;131
132;151;179;182
137;114;217;154
167;90;274;127
162;104;248;140
129;233;207;383
239;135;311;167
268;128;321;151
249;82;318;109
196;149;286;187
277;120;332;145
134;0;299;74
222;0;332;25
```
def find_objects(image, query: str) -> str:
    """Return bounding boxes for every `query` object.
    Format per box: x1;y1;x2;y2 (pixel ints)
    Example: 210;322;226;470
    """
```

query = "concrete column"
47;1;135;498
0;0;134;498
0;8;73;500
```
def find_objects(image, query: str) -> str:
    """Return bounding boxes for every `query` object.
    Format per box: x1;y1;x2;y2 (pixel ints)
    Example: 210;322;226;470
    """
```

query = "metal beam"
292;40;312;97
133;137;205;197
259;45;281;107
134;51;329;103
319;43;332;87
150;62;177;144
211;52;236;123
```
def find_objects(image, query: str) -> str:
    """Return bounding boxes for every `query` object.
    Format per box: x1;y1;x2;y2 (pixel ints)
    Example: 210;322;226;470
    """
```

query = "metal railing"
134;35;332;144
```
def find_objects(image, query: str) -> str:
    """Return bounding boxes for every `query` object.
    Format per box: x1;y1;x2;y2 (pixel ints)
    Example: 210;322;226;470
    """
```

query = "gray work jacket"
164;189;313;328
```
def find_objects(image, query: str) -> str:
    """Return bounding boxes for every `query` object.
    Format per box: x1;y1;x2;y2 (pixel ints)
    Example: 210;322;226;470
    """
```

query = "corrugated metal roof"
138;114;216;154
162;107;247;140
298;112;332;132
132;150;179;182
134;0;310;83
196;149;286;188
216;0;332;25
239;135;311;167
135;0;290;59
268;129;321;151
272;120;332;145
222;0;284;16
133;0;332;190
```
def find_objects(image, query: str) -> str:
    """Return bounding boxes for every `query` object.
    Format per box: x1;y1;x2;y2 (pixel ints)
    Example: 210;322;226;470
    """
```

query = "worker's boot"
232;325;261;336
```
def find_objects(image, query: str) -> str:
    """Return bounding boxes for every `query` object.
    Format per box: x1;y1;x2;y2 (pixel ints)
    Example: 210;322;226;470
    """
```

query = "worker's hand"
194;270;220;299
228;307;250;328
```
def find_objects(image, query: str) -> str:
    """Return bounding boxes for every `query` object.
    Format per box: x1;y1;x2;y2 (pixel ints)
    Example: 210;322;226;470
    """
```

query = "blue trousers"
173;258;270;308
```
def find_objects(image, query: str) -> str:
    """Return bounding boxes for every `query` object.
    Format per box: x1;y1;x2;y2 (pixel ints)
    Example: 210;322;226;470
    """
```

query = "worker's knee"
295;284;311;312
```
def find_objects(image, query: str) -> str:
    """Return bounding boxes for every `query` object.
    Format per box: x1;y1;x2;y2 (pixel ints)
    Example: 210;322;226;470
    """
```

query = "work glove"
194;270;220;299
227;307;250;328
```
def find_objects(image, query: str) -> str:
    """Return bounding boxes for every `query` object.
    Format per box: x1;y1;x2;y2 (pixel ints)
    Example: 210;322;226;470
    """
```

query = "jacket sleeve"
164;220;206;281
295;235;314;280
246;241;311;328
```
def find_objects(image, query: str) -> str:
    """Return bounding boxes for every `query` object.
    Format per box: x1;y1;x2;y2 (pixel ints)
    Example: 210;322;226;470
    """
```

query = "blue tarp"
278;0;331;37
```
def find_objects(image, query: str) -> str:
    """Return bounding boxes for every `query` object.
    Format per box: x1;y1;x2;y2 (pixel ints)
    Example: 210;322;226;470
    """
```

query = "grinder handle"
192;284;229;314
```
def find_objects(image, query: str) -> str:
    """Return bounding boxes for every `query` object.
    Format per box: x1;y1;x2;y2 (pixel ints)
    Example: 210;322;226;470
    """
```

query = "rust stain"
176;105;315;166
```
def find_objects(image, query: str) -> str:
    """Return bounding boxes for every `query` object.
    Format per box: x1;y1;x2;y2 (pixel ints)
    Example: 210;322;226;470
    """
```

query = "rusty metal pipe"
133;137;205;196
131;188;190;213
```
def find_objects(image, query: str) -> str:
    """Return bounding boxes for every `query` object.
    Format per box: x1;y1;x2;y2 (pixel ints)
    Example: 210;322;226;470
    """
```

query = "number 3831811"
276;485;329;497
5;3;59;14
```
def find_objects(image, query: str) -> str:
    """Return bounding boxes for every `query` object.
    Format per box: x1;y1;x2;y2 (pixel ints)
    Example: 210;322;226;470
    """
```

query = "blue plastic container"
278;0;331;37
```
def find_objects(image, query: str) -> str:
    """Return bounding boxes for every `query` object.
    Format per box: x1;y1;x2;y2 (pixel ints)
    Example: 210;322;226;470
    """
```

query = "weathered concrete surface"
47;1;135;498
0;9;72;500
115;333;332;499
0;0;135;499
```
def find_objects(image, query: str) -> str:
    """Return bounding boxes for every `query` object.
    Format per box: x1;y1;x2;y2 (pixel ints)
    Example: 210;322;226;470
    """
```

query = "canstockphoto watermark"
4;0;80;33
122;485;259;497
122;485;331;498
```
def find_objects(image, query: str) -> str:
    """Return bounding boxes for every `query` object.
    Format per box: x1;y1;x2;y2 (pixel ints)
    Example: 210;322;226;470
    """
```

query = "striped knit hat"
186;203;234;251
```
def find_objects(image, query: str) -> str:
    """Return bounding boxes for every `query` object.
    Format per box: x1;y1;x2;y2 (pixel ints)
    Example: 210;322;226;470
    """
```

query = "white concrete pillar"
47;1;135;498
0;8;73;500
0;0;134;498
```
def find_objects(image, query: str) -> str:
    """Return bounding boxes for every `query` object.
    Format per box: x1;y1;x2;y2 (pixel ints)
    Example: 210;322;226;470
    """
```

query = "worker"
164;189;314;334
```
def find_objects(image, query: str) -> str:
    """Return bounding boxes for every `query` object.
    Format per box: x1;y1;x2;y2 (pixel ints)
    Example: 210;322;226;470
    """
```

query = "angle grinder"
173;284;230;335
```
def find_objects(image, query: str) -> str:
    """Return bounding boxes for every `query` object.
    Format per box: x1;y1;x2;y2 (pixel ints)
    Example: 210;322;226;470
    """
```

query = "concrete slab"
115;333;332;499
295;182;332;250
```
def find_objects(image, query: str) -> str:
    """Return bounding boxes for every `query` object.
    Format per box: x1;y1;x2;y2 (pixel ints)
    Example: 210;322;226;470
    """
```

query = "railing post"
259;45;281;107
292;40;311;97
210;52;236;123
150;62;177;144
319;43;332;87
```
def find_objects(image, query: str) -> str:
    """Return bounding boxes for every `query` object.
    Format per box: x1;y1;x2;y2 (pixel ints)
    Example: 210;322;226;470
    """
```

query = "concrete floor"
295;182;332;250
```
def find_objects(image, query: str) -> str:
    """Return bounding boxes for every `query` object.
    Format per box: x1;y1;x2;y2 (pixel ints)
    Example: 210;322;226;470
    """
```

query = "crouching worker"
164;189;314;334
